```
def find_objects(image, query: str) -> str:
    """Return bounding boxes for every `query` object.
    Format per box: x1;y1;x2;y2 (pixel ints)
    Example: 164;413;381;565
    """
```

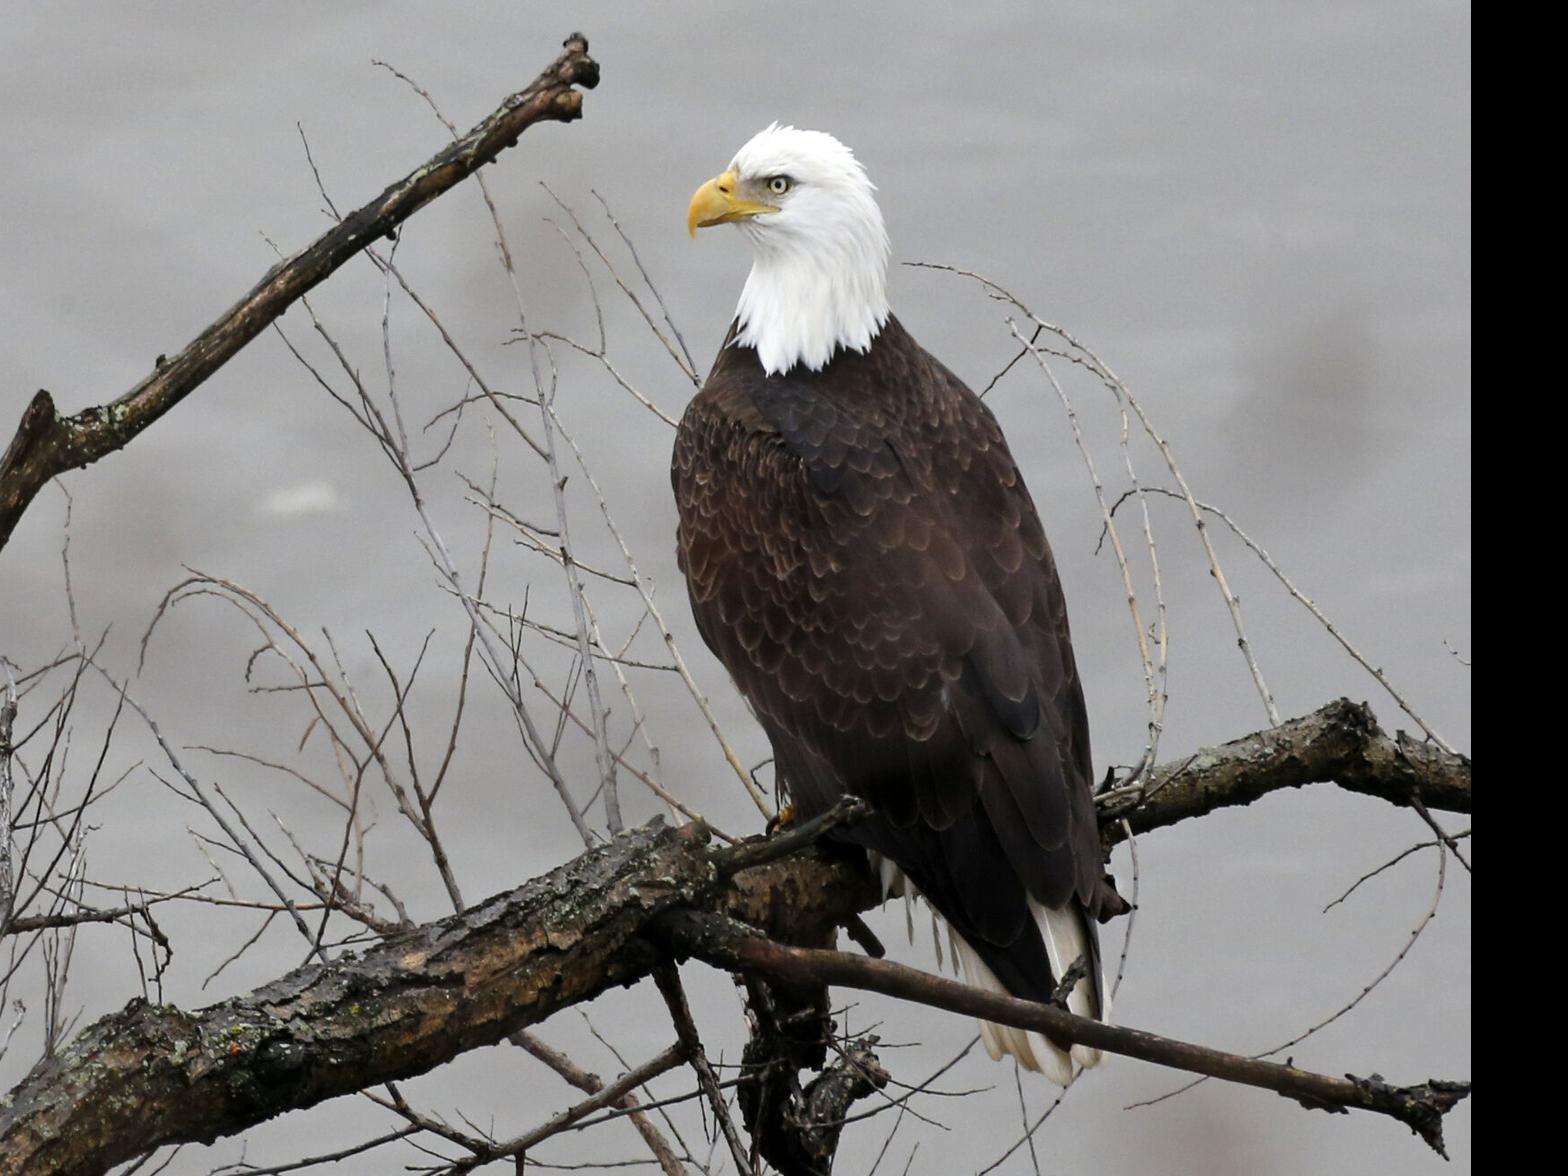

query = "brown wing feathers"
673;315;1114;1001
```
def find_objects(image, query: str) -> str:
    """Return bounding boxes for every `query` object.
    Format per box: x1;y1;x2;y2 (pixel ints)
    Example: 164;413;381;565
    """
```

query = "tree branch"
510;1030;689;1176
441;1042;688;1172
651;909;1469;1159
0;820;715;1176
0;32;599;555
653;963;754;1175
0;702;1470;1174
1097;698;1470;847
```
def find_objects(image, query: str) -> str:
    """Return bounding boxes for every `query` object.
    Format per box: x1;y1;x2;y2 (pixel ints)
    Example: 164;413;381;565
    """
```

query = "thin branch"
539;404;769;819
1104;485;1454;752
1129;834;1453;1111
652;909;1469;1159
1323;831;1467;913
512;1031;689;1176
912;262;1281;726
103;675;327;965
208;1126;422;1175
428;1044;688;1173
653;965;753;1175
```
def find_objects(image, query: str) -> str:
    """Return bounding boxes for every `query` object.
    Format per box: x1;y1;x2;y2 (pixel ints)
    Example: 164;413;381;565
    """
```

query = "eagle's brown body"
674;316;1121;1010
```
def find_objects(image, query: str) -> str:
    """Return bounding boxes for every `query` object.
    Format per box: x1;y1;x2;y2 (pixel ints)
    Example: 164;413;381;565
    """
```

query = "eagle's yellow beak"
687;170;779;238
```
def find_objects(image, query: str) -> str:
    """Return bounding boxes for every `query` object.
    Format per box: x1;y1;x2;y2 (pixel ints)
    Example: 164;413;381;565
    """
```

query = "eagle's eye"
766;175;793;196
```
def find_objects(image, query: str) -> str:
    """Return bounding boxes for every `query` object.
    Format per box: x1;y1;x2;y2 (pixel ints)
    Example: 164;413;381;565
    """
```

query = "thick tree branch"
0;32;599;555
0;821;715;1176
1098;698;1470;847
0;704;1469;1174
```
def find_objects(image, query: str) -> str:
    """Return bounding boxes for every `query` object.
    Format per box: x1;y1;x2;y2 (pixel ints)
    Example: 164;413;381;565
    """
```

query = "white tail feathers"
950;899;1105;1084
1033;898;1107;1072
949;931;1077;1085
868;852;1107;1087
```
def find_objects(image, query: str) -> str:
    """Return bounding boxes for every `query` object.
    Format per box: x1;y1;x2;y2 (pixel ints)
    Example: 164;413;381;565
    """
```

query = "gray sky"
0;4;1469;1173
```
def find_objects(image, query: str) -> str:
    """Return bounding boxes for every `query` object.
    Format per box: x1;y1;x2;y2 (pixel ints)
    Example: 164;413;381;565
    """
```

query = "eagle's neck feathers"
733;227;890;376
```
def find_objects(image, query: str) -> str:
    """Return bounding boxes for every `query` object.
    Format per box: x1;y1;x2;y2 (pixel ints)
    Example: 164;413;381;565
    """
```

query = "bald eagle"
674;125;1125;1083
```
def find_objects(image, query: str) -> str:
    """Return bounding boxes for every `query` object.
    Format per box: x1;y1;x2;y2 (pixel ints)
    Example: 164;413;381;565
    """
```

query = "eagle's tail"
949;898;1107;1087
870;853;1108;1086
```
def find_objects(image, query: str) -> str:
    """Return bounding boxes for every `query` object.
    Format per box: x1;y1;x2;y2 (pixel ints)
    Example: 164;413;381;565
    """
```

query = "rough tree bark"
0;701;1471;1175
1099;697;1471;844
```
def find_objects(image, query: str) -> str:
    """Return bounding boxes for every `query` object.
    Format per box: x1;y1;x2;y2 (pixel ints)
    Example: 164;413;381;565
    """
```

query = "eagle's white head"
688;124;891;377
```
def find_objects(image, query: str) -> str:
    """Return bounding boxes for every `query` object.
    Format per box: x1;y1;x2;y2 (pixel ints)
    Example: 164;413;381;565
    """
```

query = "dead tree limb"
0;32;599;555
0;820;717;1176
1098;697;1470;847
651;909;1469;1160
0;704;1470;1174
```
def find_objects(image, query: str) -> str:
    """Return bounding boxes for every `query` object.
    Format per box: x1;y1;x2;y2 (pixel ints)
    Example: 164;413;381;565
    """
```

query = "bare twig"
1323;831;1468;913
1129;831;1453;1112
1104;485;1454;752
911;262;1281;727
653;964;753;1175
0;665;16;930
429;1043;688;1173
512;1031;689;1176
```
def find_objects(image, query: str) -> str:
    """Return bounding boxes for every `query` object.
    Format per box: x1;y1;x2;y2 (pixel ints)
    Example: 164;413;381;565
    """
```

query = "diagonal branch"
0;820;720;1176
0;32;599;555
653;963;754;1174
650;908;1469;1159
511;1031;689;1176
423;1042;689;1173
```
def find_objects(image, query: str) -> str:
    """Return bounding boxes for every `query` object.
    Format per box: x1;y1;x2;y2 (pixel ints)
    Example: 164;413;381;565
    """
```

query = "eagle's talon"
765;804;796;836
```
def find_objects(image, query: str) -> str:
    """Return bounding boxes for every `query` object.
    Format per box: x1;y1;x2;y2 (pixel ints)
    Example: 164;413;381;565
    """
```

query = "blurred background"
0;3;1469;1173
